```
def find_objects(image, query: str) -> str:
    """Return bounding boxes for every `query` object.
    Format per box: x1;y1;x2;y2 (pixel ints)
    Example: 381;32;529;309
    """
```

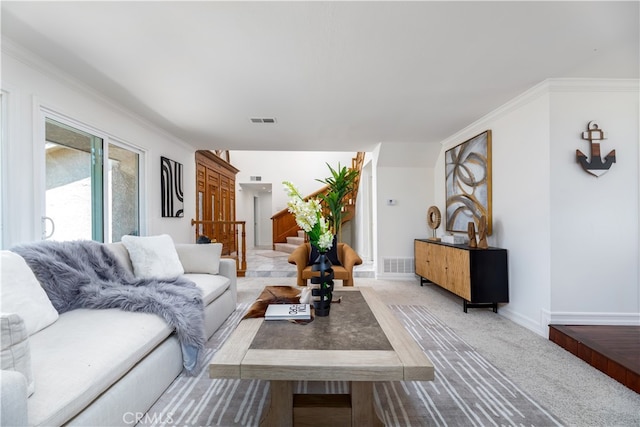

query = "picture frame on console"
445;130;492;235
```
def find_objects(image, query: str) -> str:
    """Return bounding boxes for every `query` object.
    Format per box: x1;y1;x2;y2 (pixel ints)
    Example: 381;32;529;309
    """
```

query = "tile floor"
244;248;374;278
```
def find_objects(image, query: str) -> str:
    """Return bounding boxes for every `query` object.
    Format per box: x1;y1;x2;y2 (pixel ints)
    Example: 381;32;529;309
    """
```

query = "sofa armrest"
340;244;363;272
288;244;310;268
288;244;311;286
218;258;237;306
1;370;28;426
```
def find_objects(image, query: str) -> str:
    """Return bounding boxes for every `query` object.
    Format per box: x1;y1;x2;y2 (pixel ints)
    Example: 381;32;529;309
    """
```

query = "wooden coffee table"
209;287;434;426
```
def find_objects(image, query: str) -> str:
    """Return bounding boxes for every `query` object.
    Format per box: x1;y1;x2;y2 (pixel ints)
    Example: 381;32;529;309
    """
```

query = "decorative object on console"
576;121;616;177
477;215;489;249
441;234;467;244
445;130;492;235
161;156;184;217
426;205;442;241
467;222;477;248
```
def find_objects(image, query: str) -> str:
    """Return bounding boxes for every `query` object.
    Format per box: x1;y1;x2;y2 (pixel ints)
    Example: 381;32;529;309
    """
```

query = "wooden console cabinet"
414;239;508;312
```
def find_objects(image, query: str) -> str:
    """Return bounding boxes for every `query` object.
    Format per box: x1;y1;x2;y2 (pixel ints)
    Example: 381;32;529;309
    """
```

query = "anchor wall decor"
576;121;616;177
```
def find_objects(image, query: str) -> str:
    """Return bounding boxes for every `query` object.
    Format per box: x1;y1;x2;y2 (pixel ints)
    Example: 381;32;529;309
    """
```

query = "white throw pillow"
0;313;35;396
174;243;223;275
121;234;185;279
0;251;59;336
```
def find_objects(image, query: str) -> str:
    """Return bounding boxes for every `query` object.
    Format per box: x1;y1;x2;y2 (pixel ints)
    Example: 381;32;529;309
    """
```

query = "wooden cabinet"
195;151;239;256
414;239;508;312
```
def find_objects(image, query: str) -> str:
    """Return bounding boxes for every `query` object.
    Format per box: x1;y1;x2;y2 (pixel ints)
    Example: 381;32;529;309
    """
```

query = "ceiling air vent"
250;176;262;182
250;117;277;124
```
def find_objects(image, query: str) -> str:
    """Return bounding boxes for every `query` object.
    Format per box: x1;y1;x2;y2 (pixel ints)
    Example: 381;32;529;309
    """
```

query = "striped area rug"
140;304;562;427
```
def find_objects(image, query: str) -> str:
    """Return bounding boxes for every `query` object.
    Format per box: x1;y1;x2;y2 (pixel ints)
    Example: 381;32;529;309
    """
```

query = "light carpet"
140;304;563;427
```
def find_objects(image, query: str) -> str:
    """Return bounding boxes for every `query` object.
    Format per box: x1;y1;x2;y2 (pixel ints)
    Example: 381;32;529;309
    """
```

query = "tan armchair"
288;243;363;287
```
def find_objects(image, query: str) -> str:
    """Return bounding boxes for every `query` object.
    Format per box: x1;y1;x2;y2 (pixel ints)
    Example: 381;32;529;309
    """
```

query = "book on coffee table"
264;304;311;320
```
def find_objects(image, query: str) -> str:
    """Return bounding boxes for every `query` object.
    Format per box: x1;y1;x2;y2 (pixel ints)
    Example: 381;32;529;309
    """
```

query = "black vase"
310;251;334;316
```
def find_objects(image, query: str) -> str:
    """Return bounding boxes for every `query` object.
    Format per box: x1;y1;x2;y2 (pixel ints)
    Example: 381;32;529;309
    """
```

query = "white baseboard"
548;311;640;326
499;308;640;338
498;306;548;338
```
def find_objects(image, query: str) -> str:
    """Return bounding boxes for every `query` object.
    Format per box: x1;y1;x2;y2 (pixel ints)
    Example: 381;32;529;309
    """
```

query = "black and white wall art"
161;156;184;217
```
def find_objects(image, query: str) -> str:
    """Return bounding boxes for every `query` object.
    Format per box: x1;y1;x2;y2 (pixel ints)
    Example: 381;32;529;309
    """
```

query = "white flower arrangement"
283;181;333;252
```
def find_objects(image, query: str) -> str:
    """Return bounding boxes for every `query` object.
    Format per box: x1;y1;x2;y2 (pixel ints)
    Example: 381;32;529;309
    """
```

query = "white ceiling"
2;1;638;153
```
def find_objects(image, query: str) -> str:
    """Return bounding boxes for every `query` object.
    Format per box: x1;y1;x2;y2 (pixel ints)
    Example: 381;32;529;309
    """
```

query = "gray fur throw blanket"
11;240;205;375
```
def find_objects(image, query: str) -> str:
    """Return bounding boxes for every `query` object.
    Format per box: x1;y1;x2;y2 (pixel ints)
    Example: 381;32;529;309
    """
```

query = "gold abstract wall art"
445;130;492;235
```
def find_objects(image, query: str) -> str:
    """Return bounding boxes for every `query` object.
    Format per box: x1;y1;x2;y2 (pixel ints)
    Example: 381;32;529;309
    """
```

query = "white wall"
373;142;440;278
434;78;639;336
436;88;552;333
354;158;374;261
549;83;639;321
1;42;198;247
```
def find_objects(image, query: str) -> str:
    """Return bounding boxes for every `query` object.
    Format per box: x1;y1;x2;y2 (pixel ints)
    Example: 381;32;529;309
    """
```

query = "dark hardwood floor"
549;325;640;394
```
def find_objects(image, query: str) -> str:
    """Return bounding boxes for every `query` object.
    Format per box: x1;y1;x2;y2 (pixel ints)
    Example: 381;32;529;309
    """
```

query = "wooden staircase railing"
342;151;365;224
271;152;365;249
190;219;247;277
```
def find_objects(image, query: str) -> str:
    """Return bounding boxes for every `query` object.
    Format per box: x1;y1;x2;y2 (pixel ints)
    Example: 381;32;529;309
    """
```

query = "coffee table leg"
260;380;293;427
351;381;384;426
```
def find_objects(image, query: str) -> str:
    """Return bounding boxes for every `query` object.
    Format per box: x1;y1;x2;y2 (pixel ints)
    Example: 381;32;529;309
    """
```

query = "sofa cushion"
27;308;173;426
0;251;59;336
302;265;350;280
104;242;135;275
0;313;34;396
0;370;29;426
175;243;222;274
121;234;184;279
184;273;230;305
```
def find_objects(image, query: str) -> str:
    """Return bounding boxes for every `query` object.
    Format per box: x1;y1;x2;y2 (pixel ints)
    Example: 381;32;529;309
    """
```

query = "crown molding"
546;77;639;93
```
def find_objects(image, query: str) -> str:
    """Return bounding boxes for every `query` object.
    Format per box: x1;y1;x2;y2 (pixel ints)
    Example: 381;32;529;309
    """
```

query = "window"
44;116;141;242
107;143;139;241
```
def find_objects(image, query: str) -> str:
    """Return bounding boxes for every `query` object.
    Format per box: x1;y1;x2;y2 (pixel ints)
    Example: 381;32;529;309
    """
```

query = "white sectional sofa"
1;238;237;426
